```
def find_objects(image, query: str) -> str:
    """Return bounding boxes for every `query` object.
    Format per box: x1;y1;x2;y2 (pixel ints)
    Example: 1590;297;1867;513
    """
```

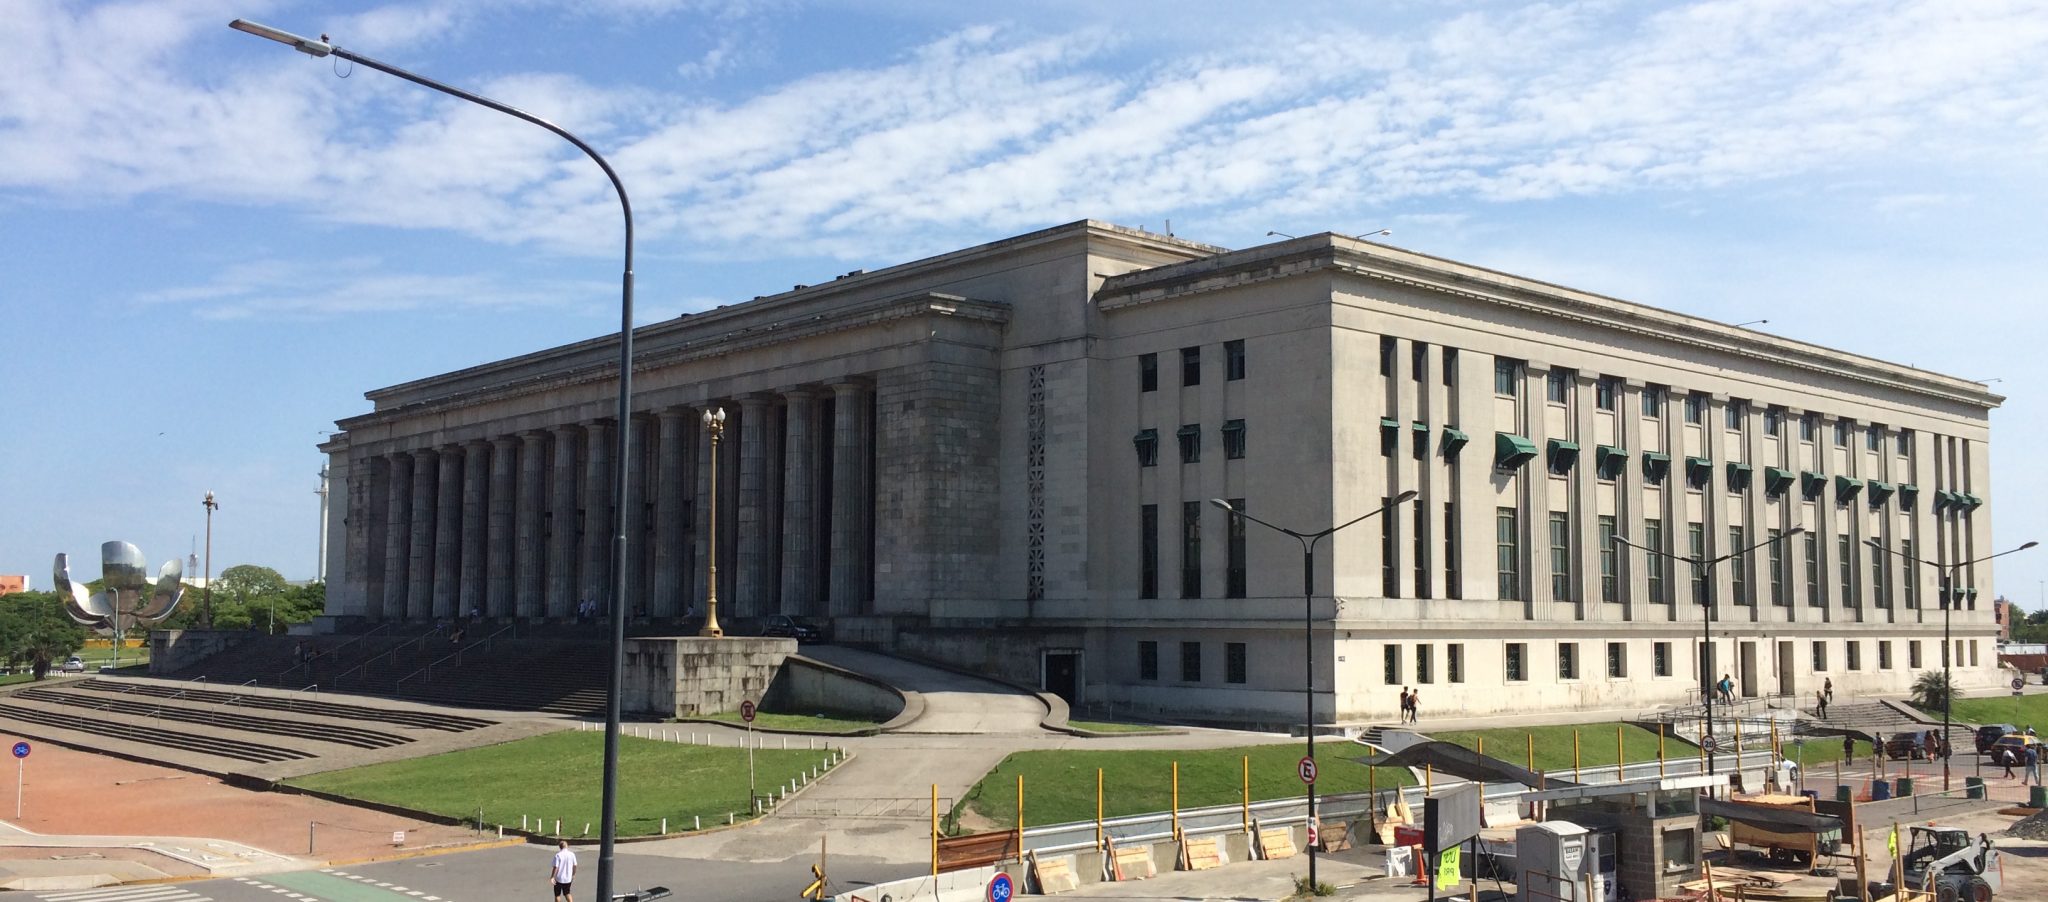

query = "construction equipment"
1902;826;2001;901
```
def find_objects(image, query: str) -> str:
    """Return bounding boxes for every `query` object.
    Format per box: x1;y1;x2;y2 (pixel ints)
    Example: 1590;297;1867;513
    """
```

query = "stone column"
581;421;614;613
829;381;873;615
487;437;517;618
434;446;464;619
763;397;784;615
407;450;438;621
460;442;489;618
626;415;651;617
548;426;580;618
380;451;412;621
516;432;547;619
652;408;690;619
348;452;384;619
780;390;821;615
737;395;770;617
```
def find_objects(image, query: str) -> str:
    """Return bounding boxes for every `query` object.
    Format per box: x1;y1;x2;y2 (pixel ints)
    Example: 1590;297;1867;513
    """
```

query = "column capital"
438;445;464;461
778;386;824;402
491;434;519;449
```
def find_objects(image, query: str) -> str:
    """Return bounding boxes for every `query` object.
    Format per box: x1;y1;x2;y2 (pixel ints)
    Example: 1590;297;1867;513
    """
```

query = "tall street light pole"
227;21;639;902
1612;527;1802;773
699;408;727;638
202;490;219;628
1867;537;2037;791
1211;489;1417;891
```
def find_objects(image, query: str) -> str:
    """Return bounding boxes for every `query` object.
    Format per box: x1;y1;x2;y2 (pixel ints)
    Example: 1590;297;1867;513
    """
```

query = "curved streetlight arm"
1609;533;1693;566
230;20;638;902
1866;537;2038;573
1710;526;1806;566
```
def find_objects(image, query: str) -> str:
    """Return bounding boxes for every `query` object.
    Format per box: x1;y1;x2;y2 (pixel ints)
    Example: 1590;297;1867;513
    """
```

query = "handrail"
291;683;318;700
279;621;394;683
217;678;259;714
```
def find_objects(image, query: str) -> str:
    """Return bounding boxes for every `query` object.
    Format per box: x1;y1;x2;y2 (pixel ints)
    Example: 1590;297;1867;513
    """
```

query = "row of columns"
351;383;876;622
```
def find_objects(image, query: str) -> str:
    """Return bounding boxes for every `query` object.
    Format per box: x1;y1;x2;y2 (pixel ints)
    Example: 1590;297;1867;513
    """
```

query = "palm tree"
1911;670;1956;712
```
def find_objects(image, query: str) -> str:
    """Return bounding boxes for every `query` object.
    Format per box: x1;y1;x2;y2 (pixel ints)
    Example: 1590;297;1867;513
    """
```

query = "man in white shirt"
550;840;578;902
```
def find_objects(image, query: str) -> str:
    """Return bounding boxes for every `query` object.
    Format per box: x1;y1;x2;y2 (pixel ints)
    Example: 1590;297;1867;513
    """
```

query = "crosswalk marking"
36;886;213;902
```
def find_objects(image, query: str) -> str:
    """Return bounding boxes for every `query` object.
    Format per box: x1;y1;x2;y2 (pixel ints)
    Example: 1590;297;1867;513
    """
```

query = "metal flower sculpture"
54;541;185;636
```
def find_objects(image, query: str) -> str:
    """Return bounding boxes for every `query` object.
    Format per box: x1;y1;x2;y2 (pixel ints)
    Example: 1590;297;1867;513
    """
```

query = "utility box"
1517;821;1594;902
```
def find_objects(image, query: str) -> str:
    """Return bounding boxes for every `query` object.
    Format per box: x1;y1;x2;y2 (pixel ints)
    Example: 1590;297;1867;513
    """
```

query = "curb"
322;836;529;867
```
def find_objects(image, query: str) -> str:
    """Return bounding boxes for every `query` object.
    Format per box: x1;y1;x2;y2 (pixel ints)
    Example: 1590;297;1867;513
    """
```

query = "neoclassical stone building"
319;221;2005;724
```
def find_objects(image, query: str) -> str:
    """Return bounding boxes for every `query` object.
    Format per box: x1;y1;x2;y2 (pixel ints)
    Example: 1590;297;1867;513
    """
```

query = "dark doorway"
1043;651;1081;705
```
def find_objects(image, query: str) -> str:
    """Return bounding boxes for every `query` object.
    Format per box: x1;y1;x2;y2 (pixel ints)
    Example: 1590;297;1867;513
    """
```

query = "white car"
60;656;87;673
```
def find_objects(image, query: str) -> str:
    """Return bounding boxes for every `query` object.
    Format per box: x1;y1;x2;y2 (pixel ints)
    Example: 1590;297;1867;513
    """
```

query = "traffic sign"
2015;677;2027;691
986;872;1013;902
1702;735;1720;753
1306;818;1321;848
742;701;757;723
10;742;27;759
1298;755;1318;784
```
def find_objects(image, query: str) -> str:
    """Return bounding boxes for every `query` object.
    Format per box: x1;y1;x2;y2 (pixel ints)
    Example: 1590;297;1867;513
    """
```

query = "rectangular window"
1729;526;1748;605
1380;336;1397;377
1505;643;1527;681
1903;539;1918;608
1549;512;1572;601
1496;507;1521;600
1416;645;1434;684
1834;419;1850;447
1226;642;1247;684
1607;642;1626;678
1806;533;1821;606
1559;642;1579;679
1381;422;1398;457
1801;413;1817;441
1443;348;1457;387
1873;542;1888;607
1224;340;1246;382
1411;341;1428;383
1688;523;1707;604
1138;641;1158;680
1447;643;1465;683
1226;497;1246;599
1898;429;1912;455
1768;529;1785;606
1413;503;1431;600
1181;641;1202;682
1140;504;1159;599
1139;353;1158;392
1222;419;1247;460
1595;377;1618;411
1684;393;1706;424
1411;425;1427;461
1181;502;1202;599
1812;641;1827;672
1645;519;1667;604
1726;400;1746;430
1654;642;1672;677
1764;407;1783;436
1838;535;1855;606
1134;429;1159;467
1383;497;1400;598
1642;386;1664;417
1495;359;1520;396
1547;369;1571;404
1846;640;1862;671
1177;425;1201;463
1910;641;1922;668
1971;642;1980;667
1878;640;1892;670
1181;346;1201;387
1866;425;1883;452
1384;644;1402;685
1599;515;1619;602
1444;502;1462;600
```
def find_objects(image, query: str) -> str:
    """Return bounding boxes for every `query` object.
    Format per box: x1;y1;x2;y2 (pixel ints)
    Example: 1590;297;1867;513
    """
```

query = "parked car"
1883;732;1927;760
1989;733;2040;767
60;656;87;673
760;615;828;642
1977;724;2021;754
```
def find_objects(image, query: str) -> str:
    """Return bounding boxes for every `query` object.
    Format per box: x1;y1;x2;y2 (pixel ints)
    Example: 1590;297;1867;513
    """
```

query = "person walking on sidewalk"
1409;687;1422;723
2027;744;2042;787
1815;688;1828;719
550;840;578;902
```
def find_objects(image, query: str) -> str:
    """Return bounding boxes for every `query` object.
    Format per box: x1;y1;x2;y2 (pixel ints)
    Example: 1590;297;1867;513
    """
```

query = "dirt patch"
5;741;480;862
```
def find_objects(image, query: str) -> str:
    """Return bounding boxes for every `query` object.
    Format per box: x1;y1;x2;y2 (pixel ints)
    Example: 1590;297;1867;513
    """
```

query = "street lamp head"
1610;533;1630;545
1784;526;1806;537
700;406;726;426
228;19;333;57
1392;489;1419;503
1208;498;1236;513
2025;541;2040;551
1866;537;1881;549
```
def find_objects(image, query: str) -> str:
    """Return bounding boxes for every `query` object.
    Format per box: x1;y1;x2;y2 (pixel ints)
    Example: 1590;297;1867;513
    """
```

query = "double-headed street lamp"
1612;527;1802;773
228;20;639;902
699;408;728;638
202;490;219;628
1866;536;2037;791
1210;489;1417;890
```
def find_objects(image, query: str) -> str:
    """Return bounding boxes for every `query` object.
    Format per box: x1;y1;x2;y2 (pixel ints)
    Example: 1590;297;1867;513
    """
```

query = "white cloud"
137;256;610;319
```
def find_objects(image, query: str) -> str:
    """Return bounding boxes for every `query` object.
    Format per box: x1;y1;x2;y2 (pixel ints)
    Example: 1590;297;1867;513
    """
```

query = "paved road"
796;647;1046;734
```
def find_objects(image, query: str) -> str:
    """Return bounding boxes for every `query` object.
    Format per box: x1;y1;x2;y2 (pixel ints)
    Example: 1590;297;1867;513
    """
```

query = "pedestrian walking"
549;839;578;902
1843;734;1856;764
1815;688;1828;719
1410;687;1422;723
2028;744;2042;787
1923;730;1939;762
1823;677;1834;707
1397;688;1412;724
2002;744;2019;779
1718;675;1735;705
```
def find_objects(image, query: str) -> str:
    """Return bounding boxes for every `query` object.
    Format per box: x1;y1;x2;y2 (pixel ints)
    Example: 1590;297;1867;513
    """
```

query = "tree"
0;591;90;679
1911;669;1956;712
213;565;289;608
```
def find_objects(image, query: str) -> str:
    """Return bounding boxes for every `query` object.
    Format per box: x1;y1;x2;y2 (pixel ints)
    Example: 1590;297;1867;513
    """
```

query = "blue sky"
5;0;2047;609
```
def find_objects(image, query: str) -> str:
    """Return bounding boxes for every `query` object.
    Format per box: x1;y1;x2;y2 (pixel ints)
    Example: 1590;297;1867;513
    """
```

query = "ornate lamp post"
202;490;219;628
1210;490;1417;891
699;407;727;638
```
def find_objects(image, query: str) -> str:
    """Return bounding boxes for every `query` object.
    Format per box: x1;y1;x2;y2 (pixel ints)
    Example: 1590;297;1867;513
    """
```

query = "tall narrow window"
1181;346;1201;387
1496;507;1521;600
1384;645;1401;684
1549;512;1572;601
1806;533;1822;607
1444;502;1462;600
1898;429;1913;455
1729;526;1747;605
1177;425;1201;463
1133;429;1158;467
1380;336;1397;377
1866;425;1883;452
1838;535;1855;606
1688;523;1707;604
1383;496;1400;598
1645;519;1667;604
1138;641;1158;680
1224;340;1246;381
1226;498;1246;599
1181;502;1201;599
1873;542;1889;607
1642;385;1664;417
1599;515;1618;602
1447;644;1465;683
1411;341;1428;382
1416;645;1434;683
1413;503;1431;599
1768;528;1785;606
1654;642;1672;676
1495;359;1520;396
1811;641;1827;672
1595;377;1617;411
1443;349;1458;387
1607;642;1626;678
1505;643;1527;681
1559;643;1579;679
1140;504;1159;599
1801;413;1817;441
1222;419;1247;459
1547;369;1571;404
1834;419;1851;447
1181;641;1202;682
1139;353;1158;392
1902;539;1918;608
1226;642;1247;684
1764;407;1782;436
1725;400;1746;430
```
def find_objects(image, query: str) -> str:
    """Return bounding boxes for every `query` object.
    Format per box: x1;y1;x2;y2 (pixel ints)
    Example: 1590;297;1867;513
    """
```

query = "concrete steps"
14;685;413;749
0;699;314;764
69;678;494;731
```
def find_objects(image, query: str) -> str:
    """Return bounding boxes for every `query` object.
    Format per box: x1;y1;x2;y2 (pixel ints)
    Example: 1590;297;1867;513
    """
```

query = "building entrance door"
1776;641;1796;697
1042;651;1080;706
1739;642;1758;698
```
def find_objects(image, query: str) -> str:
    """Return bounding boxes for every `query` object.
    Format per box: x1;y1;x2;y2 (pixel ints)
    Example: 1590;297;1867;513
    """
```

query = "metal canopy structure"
1351;740;1581;790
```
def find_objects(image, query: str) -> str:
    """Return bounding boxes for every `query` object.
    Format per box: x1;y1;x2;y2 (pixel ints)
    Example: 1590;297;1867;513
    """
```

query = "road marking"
36;888;213;902
265;870;444;902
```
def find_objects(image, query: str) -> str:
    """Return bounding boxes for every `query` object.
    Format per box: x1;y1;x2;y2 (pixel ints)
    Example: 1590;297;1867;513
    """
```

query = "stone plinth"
624;636;797;718
149;629;256;676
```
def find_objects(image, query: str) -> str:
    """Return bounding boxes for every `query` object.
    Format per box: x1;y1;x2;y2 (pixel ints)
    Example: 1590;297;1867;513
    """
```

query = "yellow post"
1477;736;1484;758
1171;761;1180;839
931;783;939;877
1527;733;1535;772
1573;730;1582;783
1426;763;1434;794
1734;714;1744;773
1658;722;1667;778
1616;726;1624;779
1096;768;1104;851
1016;774;1024;862
1241;755;1251;834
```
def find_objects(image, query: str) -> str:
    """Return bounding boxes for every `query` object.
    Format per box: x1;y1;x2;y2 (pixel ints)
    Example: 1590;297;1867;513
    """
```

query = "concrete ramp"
799;647;1046;735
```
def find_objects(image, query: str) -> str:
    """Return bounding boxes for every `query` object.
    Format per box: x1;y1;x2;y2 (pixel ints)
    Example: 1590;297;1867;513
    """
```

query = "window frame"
1139;504;1159;599
1505;642;1527;682
1181;346;1201;387
1177;424;1201;464
1180;501;1202;599
1224;340;1246;382
1595;377;1618;411
1546;369;1571;405
1138;641;1159;680
1181;641;1202;682
1496;507;1521;601
1139;353;1158;393
1494;359;1520;397
1226;642;1247;684
1222;419;1247;460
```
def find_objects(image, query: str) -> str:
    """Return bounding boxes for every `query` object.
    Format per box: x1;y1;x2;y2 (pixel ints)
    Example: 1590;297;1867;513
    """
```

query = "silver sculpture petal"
53;552;110;629
55;542;185;636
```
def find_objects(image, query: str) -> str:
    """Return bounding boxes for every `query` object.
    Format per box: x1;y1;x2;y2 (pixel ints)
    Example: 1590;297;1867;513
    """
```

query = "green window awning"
1412;420;1430;432
1898;484;1919;506
1440;427;1470;456
1596;445;1629;479
1133;428;1158;466
1802;471;1827;499
1961;492;1983;511
1547;439;1580;472
1726;462;1754;491
1685;456;1713;487
1380;418;1399;430
1867;480;1895;504
1642;451;1671;482
1765;466;1796;496
1834;475;1863;502
1495;432;1539;470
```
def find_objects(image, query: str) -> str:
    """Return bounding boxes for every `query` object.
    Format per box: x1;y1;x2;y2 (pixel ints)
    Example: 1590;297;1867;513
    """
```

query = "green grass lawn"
1781;737;1875;769
1939;694;2048;729
1064;719;1166;734
0;673;37;687
699;711;880;732
957;744;1411;830
1424;723;1697;772
286;731;836;836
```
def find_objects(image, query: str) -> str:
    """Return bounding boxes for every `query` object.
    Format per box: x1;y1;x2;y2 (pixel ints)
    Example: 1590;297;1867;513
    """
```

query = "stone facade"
320;221;2005;726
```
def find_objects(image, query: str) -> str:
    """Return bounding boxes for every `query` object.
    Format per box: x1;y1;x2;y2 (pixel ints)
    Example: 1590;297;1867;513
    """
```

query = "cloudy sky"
4;0;2047;608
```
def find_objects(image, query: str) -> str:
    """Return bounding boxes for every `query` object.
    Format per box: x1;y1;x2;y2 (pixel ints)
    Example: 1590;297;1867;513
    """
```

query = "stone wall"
624;636;796;717
874;356;1002;612
149;629;256;676
761;656;905;721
